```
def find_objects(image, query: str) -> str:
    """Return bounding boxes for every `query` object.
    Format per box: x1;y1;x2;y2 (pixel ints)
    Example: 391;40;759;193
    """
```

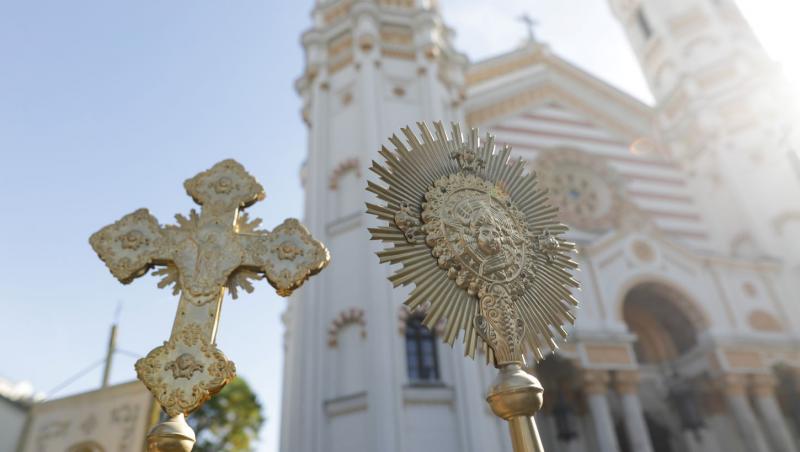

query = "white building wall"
281;2;511;452
283;1;800;452
0;398;26;452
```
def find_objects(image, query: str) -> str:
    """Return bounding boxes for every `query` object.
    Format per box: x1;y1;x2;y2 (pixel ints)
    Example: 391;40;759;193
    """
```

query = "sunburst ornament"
367;122;579;366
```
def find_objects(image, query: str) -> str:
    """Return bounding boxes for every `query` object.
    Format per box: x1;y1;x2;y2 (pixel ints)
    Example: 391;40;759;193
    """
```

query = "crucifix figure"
90;159;329;451
518;13;538;42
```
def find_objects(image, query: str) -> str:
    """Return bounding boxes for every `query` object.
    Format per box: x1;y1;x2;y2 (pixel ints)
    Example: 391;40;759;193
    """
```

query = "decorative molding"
613;370;641;394
379;24;413;46
533;148;625;232
402;385;455;405
668;8;711;36
381;48;416;61
321;0;352;25
722;349;764;371
748;310;784;333
327;308;367;347
584;344;634;367
340;91;353;106
742;281;758;298
378;0;415;7
772;210;800;235
324;391;368;417
397;303;446;336
358;34;375;52
379;24;415;61
466;49;541;86
301;104;311;127
325;211;363;236
716;373;748;396
581;369;610;395
750;374;777;397
730;231;757;257
694;60;733;91
329;157;360;190
631;240;655;263
466;83;642;139
424;44;440;60
328;32;354;74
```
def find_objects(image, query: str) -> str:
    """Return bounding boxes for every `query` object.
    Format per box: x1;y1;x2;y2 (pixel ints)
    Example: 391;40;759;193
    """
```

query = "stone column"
751;374;799;452
614;371;654;452
719;374;771;452
583;370;620;452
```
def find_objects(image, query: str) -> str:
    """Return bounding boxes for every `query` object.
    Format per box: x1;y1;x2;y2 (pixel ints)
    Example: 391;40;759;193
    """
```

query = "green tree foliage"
188;377;265;452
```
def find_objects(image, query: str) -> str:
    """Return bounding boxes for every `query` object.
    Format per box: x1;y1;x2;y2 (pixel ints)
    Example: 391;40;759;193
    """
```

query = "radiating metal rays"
367;122;579;365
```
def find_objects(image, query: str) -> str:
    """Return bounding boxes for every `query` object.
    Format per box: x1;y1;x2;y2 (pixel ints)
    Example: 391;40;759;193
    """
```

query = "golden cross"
90;159;329;419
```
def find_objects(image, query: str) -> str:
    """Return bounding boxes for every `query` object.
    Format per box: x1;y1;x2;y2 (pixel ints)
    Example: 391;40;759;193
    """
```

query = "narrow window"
405;315;440;382
636;7;652;40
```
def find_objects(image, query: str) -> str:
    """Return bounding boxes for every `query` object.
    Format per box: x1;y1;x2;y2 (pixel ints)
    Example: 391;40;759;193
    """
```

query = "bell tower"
282;2;511;452
608;0;800;261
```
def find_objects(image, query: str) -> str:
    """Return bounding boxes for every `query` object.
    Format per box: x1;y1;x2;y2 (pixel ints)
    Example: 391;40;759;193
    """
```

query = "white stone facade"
17;380;155;452
282;1;800;452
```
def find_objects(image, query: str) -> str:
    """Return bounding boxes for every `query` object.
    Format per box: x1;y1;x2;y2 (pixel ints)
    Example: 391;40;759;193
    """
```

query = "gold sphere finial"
147;414;196;452
486;364;544;420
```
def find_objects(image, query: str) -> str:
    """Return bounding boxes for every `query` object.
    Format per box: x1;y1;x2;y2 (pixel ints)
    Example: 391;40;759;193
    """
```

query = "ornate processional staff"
367;122;579;452
90;159;329;451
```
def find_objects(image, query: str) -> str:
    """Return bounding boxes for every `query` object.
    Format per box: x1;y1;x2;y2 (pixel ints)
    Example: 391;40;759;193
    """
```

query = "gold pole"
487;364;545;452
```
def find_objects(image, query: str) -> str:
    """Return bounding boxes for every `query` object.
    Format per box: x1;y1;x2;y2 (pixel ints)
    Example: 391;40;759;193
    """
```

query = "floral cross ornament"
90;159;329;417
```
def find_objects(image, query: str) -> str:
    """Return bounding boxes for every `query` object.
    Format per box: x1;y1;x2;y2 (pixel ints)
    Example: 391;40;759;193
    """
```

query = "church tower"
608;0;800;261
282;2;509;452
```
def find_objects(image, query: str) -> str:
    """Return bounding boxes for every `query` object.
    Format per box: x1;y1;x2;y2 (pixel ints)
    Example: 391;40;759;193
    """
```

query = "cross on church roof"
518;13;538;42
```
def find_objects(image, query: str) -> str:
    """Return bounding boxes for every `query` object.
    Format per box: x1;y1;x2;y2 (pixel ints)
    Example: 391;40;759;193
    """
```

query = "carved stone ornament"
90;159;330;418
367;122;579;366
534;148;623;232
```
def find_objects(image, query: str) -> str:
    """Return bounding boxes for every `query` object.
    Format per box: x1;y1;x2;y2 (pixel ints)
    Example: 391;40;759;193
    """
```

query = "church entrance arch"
622;281;708;364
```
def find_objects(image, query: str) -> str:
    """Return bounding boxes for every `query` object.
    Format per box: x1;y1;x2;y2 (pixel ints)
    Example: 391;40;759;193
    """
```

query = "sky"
0;1;797;452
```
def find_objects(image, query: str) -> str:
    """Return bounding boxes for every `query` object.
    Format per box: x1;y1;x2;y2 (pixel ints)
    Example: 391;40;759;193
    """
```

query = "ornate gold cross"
90;160;328;443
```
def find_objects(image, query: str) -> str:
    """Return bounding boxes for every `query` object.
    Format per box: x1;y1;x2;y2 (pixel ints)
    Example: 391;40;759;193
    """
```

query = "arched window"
405;315;439;382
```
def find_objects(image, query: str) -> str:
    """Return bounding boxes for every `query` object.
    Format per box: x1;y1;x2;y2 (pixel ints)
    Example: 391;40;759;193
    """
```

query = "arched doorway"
621;282;709;451
622;282;706;364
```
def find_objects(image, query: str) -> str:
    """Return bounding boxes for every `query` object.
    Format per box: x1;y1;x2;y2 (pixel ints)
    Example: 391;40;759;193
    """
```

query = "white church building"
281;1;800;451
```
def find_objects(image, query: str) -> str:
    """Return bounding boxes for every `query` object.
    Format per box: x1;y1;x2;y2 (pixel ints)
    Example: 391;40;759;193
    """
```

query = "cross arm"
237;218;330;297
89;208;169;284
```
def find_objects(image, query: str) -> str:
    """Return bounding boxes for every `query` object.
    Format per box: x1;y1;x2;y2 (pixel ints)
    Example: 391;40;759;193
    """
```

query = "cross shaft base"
146;414;195;452
487;364;546;452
